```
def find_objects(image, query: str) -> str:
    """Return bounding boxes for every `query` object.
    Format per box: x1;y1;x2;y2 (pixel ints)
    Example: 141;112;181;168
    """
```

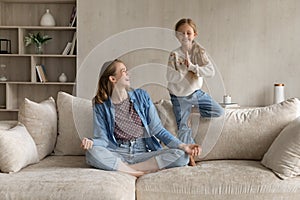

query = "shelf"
0;109;18;112
5;81;75;85
0;1;75;3
0;26;76;30
0;54;76;57
0;54;24;57
0;0;77;119
0;26;18;30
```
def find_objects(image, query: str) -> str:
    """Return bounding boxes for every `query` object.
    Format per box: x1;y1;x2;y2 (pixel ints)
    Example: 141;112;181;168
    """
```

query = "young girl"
81;59;201;177
167;18;224;165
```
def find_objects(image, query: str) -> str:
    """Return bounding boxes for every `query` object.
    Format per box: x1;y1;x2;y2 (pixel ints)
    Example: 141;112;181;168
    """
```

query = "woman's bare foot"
125;170;145;178
118;161;145;177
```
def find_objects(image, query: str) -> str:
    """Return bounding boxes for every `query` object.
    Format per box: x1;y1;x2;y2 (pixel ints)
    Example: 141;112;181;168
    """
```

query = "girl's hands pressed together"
184;51;191;68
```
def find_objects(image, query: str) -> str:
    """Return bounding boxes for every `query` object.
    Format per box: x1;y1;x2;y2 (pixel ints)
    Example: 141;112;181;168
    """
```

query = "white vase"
40;9;56;26
58;73;67;82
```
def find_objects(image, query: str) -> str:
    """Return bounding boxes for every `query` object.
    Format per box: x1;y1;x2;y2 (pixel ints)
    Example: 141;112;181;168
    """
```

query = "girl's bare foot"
188;155;196;166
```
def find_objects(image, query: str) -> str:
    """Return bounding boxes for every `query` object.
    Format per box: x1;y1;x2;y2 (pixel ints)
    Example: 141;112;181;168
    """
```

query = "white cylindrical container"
40;9;56;26
274;83;285;104
223;95;231;104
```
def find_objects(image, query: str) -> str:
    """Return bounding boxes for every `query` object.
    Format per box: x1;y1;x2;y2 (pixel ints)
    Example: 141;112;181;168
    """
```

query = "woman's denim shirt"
92;88;183;151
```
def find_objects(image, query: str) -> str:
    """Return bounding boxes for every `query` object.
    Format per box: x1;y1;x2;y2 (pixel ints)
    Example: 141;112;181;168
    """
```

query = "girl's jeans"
170;89;224;144
86;138;189;171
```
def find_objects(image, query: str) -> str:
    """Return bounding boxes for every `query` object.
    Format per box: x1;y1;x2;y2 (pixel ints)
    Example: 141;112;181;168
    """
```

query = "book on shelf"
62;42;72;55
219;103;240;108
36;65;48;83
69;31;77;55
69;6;77;27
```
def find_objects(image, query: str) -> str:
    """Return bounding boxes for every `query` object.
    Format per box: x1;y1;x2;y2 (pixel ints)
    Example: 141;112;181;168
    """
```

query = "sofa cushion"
136;160;300;200
18;97;57;160
0;156;136;200
154;98;300;161
55;92;93;155
261;116;300;179
194;98;300;161
0;123;39;173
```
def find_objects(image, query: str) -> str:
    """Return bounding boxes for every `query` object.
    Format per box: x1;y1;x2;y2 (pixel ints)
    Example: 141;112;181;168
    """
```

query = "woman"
81;59;201;177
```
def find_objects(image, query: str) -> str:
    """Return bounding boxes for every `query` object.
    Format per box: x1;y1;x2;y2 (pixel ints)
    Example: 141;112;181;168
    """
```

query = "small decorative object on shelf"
274;83;285;104
0;64;7;81
223;94;232;104
0;39;11;54
40;9;56;26
24;32;52;54
58;73;67;82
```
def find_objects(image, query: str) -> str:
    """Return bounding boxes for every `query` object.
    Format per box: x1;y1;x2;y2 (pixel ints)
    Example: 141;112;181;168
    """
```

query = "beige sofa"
1;91;300;200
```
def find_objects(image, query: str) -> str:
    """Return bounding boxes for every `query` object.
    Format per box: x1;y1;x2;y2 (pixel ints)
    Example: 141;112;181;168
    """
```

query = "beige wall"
78;0;300;106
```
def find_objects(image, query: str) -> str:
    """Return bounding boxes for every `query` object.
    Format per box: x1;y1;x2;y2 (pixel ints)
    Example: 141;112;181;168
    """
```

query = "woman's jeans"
86;138;189;171
170;89;224;144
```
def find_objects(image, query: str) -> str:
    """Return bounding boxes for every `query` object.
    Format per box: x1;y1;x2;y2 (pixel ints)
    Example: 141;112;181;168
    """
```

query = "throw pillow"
18;97;57;160
261;116;300;179
154;99;177;136
0;123;39;173
54;91;93;155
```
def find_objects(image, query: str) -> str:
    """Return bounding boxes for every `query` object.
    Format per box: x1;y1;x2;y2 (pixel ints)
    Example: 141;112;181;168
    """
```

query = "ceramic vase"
58;73;67;82
40;9;56;26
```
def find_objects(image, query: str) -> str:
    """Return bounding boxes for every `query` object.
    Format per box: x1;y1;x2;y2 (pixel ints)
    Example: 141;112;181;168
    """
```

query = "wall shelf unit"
0;0;77;120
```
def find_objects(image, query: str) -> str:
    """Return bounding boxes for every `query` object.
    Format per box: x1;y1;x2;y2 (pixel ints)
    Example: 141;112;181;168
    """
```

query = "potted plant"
24;32;52;54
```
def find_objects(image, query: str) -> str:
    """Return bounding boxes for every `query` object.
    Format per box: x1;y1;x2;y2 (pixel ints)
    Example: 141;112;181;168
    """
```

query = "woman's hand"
80;137;93;150
179;143;202;156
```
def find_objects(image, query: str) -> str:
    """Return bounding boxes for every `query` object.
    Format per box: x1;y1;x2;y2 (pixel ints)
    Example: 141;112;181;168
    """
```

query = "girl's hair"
94;59;124;104
175;18;197;33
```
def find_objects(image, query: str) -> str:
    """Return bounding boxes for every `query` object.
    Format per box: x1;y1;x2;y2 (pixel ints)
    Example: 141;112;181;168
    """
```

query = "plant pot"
35;44;43;54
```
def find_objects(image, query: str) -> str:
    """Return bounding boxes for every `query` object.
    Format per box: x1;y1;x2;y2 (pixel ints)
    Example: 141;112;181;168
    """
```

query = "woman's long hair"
94;59;123;104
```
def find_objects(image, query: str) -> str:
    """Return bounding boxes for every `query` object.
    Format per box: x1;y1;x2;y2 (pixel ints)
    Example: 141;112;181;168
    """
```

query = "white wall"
77;0;300;106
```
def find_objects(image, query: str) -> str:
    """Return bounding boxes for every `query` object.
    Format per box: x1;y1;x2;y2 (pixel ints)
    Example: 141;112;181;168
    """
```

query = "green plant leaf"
24;32;52;46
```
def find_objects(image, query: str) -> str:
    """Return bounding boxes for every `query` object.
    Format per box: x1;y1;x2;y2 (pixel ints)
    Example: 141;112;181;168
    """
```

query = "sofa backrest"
155;98;300;161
